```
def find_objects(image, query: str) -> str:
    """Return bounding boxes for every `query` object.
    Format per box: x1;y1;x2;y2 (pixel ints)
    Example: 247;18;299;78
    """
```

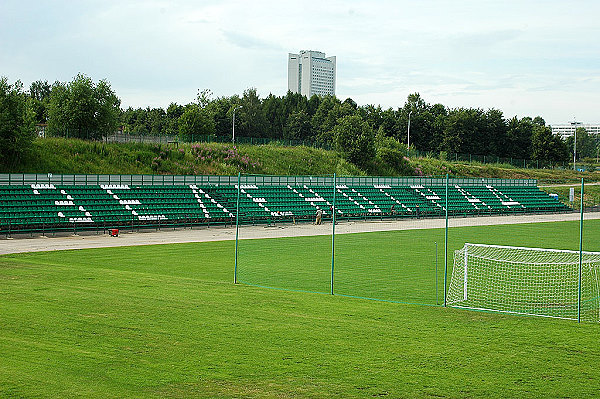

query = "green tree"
312;98;354;146
343;97;358;110
306;94;321;116
28;80;52;123
483;109;507;156
428;103;448;152
358;104;383;131
121;107;149;134
284;110;312;140
207;96;236;137
0;77;36;169
47;74;120;139
533;116;546;127
178;105;216;141
531;125;569;166
454;108;488;155
238;88;268;138
311;95;340;138
506;117;534;159
282;91;308;117
331;114;375;169
29;80;52;102
396;94;450;153
166;103;184;136
263;93;285;138
566;127;597;160
440;108;478;154
146;107;167;135
379;107;400;138
398;93;428;148
197;89;213;108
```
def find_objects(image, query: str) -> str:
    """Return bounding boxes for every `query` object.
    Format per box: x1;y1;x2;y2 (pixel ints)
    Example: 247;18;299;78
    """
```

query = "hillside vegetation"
8;137;600;185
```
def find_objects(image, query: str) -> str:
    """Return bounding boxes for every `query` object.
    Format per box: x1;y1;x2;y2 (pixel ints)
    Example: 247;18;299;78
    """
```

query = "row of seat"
0;183;570;230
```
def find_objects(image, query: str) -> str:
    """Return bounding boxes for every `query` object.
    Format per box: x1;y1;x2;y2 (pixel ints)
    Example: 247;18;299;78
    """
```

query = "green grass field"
1;220;600;398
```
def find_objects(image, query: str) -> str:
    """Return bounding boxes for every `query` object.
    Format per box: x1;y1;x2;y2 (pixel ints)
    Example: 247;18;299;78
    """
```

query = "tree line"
2;73;598;170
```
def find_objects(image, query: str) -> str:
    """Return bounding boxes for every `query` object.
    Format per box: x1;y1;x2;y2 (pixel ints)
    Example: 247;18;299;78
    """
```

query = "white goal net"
447;243;600;322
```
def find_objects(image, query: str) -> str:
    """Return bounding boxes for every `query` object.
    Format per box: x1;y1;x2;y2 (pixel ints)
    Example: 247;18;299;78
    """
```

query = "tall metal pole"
234;172;241;283
331;173;337;295
578;178;584;322
435;241;439;305
444;173;449;307
573;120;577;171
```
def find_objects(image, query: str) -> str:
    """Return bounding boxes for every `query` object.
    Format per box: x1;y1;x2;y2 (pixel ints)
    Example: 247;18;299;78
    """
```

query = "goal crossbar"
463;242;600;256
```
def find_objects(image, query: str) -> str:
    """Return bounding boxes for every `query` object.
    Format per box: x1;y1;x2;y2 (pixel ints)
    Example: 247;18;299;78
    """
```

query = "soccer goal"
447;243;600;322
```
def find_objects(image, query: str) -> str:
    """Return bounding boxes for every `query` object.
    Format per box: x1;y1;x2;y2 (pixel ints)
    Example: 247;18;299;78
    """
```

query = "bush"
331;115;375;170
374;135;413;175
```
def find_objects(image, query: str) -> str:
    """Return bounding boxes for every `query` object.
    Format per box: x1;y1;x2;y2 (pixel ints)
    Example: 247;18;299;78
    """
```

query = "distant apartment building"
551;122;600;139
288;50;336;97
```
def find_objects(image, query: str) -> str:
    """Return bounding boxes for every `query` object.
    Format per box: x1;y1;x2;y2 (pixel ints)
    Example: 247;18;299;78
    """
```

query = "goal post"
447;243;600;322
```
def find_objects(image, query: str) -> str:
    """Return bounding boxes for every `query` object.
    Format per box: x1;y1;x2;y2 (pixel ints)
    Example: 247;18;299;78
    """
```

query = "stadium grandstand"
0;174;570;236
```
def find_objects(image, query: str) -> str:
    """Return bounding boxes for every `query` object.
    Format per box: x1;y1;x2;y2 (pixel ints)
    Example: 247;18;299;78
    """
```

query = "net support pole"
444;173;449;307
435;241;438;305
463;245;468;301
331;173;337;295
578;177;584;323
234;172;241;284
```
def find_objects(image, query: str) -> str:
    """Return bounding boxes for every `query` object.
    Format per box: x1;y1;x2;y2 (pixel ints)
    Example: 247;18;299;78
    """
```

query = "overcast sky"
1;0;598;124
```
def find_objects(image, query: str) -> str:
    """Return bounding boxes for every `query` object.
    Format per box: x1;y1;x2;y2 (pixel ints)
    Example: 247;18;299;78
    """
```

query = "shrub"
374;135;413;175
331;115;375;170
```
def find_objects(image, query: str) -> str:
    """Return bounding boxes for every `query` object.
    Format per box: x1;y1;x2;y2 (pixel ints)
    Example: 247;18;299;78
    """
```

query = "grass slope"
2;219;600;397
7;137;600;184
17;138;363;176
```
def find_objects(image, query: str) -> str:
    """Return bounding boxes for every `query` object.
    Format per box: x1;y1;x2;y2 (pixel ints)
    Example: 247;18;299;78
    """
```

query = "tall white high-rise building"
288;50;336;97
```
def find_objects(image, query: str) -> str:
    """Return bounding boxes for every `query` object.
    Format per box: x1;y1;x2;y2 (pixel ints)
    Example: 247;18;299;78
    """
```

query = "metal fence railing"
0;173;238;187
